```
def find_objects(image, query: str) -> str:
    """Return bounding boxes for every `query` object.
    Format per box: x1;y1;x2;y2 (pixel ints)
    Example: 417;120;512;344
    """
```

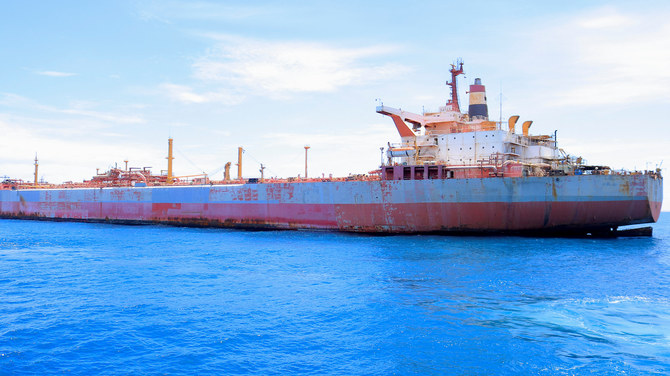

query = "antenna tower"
446;59;464;112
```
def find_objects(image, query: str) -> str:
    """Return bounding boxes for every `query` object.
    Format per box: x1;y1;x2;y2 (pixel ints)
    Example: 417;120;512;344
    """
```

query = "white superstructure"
377;62;571;176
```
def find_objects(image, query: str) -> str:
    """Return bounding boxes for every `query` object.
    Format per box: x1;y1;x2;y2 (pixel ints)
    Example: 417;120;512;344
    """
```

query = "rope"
243;148;280;177
174;146;206;174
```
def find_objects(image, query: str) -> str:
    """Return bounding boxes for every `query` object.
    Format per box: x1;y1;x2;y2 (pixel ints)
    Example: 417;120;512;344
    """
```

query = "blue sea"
1;216;669;375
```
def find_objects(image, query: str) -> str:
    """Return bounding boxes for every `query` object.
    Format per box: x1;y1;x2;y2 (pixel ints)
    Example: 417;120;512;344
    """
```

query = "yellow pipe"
237;147;243;180
224;162;231;181
508;115;520;133
167;138;174;184
522;120;533;136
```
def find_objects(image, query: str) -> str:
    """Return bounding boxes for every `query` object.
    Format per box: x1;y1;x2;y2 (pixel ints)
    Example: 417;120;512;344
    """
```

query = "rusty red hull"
0;174;662;234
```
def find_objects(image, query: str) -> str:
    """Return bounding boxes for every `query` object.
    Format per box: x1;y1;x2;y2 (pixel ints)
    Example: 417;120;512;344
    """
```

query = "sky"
1;0;668;208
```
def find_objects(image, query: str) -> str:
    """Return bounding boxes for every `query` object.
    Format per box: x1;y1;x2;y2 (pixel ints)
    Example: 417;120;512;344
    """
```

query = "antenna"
34;154;39;187
499;81;503;129
446;59;464;112
304;145;310;178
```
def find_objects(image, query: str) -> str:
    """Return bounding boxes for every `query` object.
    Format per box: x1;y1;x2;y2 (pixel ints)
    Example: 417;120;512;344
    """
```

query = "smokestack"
468;78;488;120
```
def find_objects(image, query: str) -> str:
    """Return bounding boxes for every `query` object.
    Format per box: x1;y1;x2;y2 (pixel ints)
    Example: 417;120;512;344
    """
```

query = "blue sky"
1;0;668;207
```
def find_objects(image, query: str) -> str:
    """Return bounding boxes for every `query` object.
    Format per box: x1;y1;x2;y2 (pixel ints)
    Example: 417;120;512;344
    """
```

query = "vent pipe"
237;147;243;180
508;115;520;133
167;138;174;184
522;121;533;136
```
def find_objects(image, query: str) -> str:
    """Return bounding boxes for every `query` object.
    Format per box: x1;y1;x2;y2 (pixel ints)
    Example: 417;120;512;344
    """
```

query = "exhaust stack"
468;78;488;120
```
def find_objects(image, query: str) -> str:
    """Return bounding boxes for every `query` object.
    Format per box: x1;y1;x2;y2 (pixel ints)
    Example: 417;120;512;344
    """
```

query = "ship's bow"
648;173;663;223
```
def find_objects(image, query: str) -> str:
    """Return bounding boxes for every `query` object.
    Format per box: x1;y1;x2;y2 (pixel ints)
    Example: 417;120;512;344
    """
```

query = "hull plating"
0;175;662;233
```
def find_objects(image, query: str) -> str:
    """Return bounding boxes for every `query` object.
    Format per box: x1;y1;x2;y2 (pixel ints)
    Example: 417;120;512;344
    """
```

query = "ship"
0;62;663;236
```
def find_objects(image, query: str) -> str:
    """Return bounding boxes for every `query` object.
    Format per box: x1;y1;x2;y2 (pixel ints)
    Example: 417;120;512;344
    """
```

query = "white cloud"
161;83;209;103
575;10;633;29
157;35;409;104
0;92;32;106
59;108;144;124
35;70;77;77
239;123;398;177
159;83;243;105
0;118;162;183
262;123;396;149
0;93;144;126
523;7;670;107
193;35;407;96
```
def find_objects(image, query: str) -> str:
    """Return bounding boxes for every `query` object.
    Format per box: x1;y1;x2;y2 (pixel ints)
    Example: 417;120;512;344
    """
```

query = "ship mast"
34;154;39;187
446;60;464;112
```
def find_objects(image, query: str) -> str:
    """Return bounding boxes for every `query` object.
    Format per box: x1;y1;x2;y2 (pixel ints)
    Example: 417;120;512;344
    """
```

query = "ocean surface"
1;216;669;375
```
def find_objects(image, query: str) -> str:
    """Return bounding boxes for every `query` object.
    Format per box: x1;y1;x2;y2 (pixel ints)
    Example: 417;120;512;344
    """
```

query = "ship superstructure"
378;61;568;180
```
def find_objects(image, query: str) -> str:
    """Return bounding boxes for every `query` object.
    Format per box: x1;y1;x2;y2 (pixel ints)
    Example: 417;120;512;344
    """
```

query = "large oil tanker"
0;62;663;235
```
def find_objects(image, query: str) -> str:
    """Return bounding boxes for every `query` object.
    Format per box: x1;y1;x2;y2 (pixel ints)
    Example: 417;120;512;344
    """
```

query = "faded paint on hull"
0;174;662;233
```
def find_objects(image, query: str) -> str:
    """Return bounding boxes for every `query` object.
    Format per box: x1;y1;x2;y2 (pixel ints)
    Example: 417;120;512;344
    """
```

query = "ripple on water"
0;217;668;375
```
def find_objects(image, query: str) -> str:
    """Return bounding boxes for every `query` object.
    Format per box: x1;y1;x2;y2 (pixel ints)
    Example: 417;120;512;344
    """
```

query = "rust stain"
619;179;631;195
551;180;557;200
